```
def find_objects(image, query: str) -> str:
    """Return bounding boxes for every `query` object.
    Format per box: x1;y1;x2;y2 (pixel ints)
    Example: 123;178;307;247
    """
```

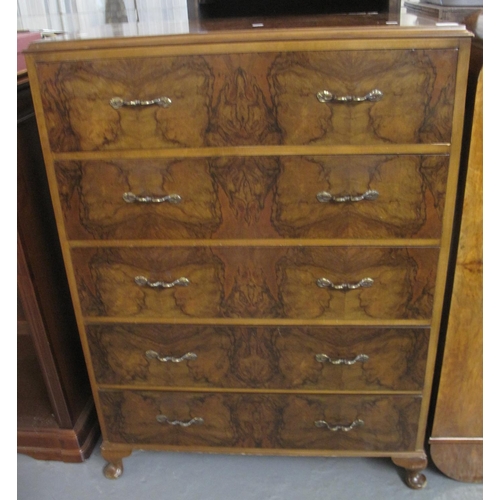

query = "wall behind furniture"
17;0;189;33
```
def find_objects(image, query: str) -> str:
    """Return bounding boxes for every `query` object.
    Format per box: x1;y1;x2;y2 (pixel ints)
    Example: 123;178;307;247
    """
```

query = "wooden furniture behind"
17;72;100;462
427;12;482;481
429;67;483;483
25;5;472;487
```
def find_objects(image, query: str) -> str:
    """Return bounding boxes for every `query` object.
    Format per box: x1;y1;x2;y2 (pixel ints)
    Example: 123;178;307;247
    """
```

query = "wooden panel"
17;77;99;462
17;400;100;463
87;324;429;391
17;334;59;429
55;155;448;240
431;73;483;439
429;70;482;482
274;156;448;239
17;79;92;427
99;391;421;451
36;49;456;151
430;443;483;483
36;56;211;152
270;49;456;146
72;246;439;320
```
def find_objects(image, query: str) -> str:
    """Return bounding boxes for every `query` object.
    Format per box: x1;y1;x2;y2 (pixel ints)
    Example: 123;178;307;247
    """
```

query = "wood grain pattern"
55;155;449;240
429;70;482;482
71;246;439;320
36;49;457;152
431;70;482;439
23;15;473;483
99;391;421;451
429;443;482;483
37;56;212;152
87;324;429;391
17;77;99;461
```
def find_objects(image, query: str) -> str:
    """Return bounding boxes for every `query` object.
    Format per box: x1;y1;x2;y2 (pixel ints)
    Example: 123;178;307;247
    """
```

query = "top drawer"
35;49;458;152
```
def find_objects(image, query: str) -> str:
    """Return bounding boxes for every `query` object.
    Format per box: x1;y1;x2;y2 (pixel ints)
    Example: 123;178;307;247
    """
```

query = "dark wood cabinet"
17;72;100;462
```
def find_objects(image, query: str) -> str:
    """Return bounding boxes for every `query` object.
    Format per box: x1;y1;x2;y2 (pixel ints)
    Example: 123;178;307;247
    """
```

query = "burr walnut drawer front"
98;391;421;451
56;155;449;241
72;246;438;320
88;324;429;391
36;49;457;152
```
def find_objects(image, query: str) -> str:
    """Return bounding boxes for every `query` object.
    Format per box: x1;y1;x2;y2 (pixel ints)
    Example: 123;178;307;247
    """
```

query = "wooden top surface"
24;0;472;54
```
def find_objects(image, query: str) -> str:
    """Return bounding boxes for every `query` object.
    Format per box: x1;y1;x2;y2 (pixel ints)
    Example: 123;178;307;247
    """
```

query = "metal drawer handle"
146;350;197;363
123;192;182;204
315;353;369;365
315;419;364;432
316;190;379;203
156;416;204;427
110;96;172;109
316;277;374;290
317;89;383;103
135;276;190;288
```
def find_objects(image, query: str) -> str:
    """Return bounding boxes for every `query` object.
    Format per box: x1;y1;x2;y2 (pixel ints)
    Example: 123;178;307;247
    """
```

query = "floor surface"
17;439;484;500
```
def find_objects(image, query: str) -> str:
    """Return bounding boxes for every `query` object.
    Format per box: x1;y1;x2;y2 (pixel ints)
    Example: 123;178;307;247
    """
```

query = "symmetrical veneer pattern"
37;49;457;151
72;246;438;320
99;391;421;451
55;155;449;240
25;19;471;488
88;324;429;391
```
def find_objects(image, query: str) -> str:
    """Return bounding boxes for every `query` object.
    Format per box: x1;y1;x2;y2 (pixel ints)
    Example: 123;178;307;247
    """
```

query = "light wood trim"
99;440;426;458
69;239;441;248
415;37;472;448
83;317;431;327
29;41;461;62
429;437;483;444
26;31;467;58
97;385;422;395
53;145;451;161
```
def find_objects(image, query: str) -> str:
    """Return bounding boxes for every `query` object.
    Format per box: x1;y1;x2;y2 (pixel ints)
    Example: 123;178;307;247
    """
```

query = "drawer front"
88;324;429;391
99;391;421;451
37;49;457;151
56;155;448;240
72;246;438;320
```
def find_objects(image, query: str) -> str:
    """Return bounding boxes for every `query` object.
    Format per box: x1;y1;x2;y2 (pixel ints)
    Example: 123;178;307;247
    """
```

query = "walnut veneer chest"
25;6;472;489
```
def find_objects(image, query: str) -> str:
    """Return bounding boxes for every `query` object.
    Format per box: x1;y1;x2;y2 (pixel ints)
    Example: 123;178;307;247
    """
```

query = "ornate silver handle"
123;192;182;204
316;277;374;290
315;419;364;432
317;89;383;103
315;353;369;365
146;350;197;363
135;276;190;288
156;415;204;427
110;96;172;109
316;190;379;203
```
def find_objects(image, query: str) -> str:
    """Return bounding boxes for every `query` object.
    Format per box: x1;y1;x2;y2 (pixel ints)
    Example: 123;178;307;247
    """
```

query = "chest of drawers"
25;17;471;489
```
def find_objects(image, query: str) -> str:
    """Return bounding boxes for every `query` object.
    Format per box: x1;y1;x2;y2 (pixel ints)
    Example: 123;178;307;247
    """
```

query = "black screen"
199;0;390;18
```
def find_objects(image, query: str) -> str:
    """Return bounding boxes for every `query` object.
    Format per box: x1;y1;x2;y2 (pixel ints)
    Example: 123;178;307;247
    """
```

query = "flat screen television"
198;0;392;18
